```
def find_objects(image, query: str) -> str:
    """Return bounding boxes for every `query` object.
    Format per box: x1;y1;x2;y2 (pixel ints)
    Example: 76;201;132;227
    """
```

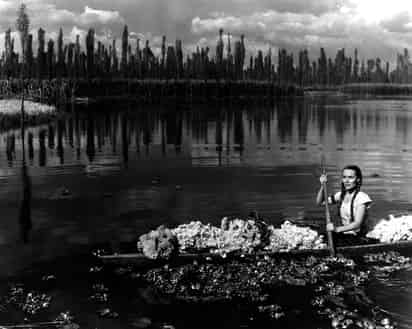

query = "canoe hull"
97;240;412;266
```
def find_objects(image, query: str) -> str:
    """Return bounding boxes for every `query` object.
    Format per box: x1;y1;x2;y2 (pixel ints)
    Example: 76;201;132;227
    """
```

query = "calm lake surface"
1;94;412;328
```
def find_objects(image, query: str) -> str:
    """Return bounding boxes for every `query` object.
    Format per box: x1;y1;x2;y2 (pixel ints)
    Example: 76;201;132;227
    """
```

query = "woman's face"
342;169;358;191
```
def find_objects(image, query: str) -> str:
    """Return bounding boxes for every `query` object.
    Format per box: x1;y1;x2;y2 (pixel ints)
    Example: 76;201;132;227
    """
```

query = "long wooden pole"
321;157;335;256
1;320;65;328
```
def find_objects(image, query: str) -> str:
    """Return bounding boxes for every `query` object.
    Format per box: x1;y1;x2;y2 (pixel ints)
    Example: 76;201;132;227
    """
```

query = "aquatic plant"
141;254;397;329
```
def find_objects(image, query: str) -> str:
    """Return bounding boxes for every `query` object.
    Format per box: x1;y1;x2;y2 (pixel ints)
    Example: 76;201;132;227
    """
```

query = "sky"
2;0;412;66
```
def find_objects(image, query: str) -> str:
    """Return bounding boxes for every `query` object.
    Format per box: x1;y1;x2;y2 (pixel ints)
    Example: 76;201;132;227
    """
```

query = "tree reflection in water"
19;162;32;244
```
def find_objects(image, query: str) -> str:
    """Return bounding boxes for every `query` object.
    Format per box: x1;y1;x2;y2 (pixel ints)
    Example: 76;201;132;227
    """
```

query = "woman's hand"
326;222;335;232
319;174;327;185
316;174;328;205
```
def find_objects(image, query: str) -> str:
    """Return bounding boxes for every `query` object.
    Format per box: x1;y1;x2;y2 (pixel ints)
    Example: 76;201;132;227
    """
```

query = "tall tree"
47;39;55;79
16;3;30;162
25;34;33;77
37;28;45;79
67;43;74;78
74;35;81;78
318;48;327;85
5;29;12;77
56;28;64;78
136;39;142;78
216;29;224;79
234;40;242;80
56;28;65;78
161;35;166;74
121;25;128;77
175;39;183;79
86;28;95;78
16;3;29;77
353;48;359;82
111;39;118;75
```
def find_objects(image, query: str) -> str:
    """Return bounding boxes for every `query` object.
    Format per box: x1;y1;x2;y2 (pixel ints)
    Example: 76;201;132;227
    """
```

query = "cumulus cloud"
191;10;357;43
79;6;124;26
0;1;125;37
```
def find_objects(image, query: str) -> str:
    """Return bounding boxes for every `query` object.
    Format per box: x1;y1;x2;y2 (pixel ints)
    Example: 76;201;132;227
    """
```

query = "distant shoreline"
0;80;412;106
0;79;304;104
305;83;412;96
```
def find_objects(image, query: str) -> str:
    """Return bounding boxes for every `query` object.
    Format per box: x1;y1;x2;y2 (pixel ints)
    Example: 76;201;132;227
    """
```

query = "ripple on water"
368;268;412;328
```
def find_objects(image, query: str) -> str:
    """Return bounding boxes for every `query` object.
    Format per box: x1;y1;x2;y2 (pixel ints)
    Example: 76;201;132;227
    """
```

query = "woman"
316;165;372;244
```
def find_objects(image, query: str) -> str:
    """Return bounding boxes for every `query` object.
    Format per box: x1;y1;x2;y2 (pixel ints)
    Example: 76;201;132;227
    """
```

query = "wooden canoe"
97;239;412;267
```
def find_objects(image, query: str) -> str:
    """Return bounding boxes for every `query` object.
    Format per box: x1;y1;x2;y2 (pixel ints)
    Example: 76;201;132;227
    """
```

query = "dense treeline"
1;25;412;85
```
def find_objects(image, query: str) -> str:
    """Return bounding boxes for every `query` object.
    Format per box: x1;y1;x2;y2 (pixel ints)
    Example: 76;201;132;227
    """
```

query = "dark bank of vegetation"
341;83;412;95
0;78;303;105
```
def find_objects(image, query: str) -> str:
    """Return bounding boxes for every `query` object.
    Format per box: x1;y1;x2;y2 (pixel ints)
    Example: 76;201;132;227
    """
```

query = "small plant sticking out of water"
3;283;52;315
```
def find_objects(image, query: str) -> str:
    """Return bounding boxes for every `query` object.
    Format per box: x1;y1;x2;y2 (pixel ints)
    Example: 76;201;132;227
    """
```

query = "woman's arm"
316;185;324;206
316;174;327;206
334;203;367;233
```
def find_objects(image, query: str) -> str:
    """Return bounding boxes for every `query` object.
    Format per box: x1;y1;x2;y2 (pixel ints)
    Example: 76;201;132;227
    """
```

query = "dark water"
1;95;412;327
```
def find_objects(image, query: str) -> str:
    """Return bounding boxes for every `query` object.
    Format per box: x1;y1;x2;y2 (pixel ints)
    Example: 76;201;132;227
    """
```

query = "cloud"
0;0;14;11
79;6;124;26
27;0;342;42
0;1;126;38
192;10;356;39
45;8;76;25
381;11;412;33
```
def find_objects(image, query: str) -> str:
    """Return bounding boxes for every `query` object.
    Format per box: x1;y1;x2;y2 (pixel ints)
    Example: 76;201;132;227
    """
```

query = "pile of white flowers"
170;218;264;254
264;221;326;252
140;218;326;258
171;221;221;252
366;214;412;243
214;218;264;254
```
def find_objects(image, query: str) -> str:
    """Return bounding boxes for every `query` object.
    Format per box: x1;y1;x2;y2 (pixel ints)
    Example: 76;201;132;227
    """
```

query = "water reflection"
18;163;32;243
48;125;54;149
3;97;412;208
57;119;64;164
38;129;46;167
2;100;412;160
6;133;15;165
121;114;128;165
86;115;95;162
28;132;34;163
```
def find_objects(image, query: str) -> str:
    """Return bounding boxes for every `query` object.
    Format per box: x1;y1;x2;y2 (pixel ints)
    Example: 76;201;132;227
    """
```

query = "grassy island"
0;98;56;131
